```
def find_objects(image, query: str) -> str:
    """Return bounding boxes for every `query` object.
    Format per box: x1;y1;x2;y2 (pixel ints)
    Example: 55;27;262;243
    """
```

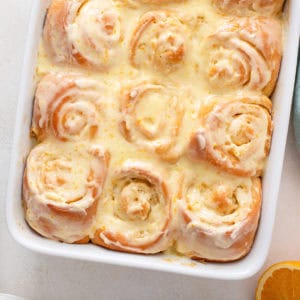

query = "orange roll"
23;142;110;243
32;73;111;142
92;161;174;254
176;176;261;262
203;17;282;96
119;81;189;163
44;0;121;69
129;11;186;73
187;95;272;177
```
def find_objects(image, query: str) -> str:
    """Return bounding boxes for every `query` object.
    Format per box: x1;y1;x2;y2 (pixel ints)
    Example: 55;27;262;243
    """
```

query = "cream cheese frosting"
23;0;284;261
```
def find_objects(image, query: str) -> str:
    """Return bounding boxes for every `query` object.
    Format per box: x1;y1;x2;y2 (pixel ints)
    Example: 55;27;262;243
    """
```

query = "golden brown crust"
129;11;186;73
119;82;187;163
23;143;110;244
92;227;169;253
73;236;90;244
187;96;273;177
32;73;110;142
92;162;173;253
43;0;72;61
176;177;262;262
44;0;121;69
203;17;282;96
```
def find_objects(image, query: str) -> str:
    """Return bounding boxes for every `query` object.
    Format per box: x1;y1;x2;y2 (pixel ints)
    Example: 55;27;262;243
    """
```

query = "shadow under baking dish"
6;0;300;280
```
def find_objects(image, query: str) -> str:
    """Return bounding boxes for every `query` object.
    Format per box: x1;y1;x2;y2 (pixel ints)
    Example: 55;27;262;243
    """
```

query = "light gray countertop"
1;1;300;299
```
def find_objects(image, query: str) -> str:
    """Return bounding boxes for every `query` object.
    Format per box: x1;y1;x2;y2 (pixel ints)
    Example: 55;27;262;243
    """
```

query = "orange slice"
256;261;300;300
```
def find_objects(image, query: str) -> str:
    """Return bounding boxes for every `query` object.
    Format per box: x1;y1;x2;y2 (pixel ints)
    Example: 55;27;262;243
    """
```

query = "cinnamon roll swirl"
212;0;285;16
188;96;272;177
176;177;261;262
120;82;187;163
129;11;186;73
23;143;110;243
32;73;110;142
92;161;172;254
203;17;282;96
44;0;121;69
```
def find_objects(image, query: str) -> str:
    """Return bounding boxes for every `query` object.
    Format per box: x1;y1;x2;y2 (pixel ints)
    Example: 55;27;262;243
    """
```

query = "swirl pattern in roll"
176;177;261;262
203;17;282;96
212;0;285;16
187;96;272;177
44;0;121;69
23;142;110;243
32;73;111;142
120;82;187;162
92;161;172;253
129;11;186;73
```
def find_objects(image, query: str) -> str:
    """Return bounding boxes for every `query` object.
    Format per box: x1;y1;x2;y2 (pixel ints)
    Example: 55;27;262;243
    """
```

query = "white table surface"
1;1;299;299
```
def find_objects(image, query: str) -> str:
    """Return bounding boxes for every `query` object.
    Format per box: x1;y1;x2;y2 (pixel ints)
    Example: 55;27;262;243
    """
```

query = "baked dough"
92;161;173;253
176;177;261;261
202;17;282;96
32;73;112;142
119;81;189;162
23;142;109;243
23;0;284;262
44;0;121;69
129;11;186;73
187;95;272;177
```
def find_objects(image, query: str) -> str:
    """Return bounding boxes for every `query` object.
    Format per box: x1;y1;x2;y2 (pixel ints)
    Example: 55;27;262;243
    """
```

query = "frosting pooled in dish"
24;0;284;261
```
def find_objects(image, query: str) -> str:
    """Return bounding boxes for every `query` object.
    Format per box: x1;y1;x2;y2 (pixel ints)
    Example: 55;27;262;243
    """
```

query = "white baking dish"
6;0;300;280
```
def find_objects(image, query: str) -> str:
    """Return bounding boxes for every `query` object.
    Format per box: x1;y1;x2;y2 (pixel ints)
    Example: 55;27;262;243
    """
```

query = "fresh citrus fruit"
256;261;300;300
